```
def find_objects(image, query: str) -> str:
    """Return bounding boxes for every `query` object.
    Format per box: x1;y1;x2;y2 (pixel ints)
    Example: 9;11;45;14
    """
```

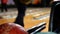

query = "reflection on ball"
0;23;28;34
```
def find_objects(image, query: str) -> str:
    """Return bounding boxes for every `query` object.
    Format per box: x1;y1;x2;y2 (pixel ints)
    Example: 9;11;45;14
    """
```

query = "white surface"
54;0;60;1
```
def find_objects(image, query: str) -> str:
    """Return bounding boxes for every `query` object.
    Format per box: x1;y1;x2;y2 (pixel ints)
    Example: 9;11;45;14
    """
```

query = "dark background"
0;0;53;8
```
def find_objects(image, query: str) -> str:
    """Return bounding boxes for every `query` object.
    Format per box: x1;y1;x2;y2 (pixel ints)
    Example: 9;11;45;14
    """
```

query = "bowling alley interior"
0;0;60;34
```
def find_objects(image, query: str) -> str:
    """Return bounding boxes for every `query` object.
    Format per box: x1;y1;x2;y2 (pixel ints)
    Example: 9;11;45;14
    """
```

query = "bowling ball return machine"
49;1;60;34
30;1;60;34
34;1;60;34
27;1;60;34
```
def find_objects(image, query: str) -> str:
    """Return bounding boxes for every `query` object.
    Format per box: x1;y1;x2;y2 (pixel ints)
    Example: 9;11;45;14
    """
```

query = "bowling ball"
32;0;39;5
0;23;28;34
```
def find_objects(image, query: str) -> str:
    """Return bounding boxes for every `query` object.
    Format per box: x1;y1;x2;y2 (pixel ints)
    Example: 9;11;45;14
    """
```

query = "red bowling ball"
0;23;28;34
